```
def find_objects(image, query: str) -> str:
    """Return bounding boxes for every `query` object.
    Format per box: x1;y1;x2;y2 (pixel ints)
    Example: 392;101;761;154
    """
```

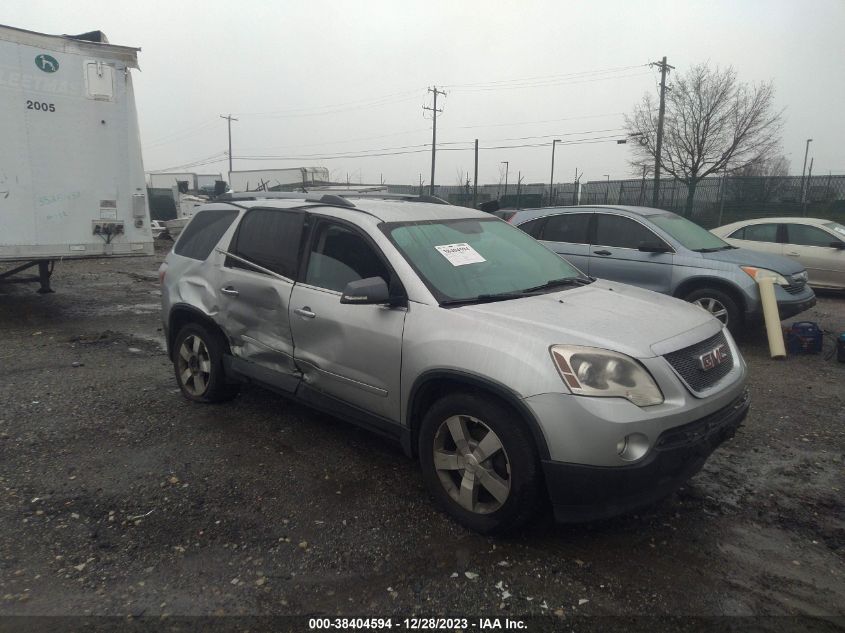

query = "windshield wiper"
520;276;593;293
695;245;735;253
440;291;536;306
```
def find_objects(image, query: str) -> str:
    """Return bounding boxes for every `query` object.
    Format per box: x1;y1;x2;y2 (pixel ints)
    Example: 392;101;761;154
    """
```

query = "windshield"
824;221;845;239
384;218;584;303
647;213;731;251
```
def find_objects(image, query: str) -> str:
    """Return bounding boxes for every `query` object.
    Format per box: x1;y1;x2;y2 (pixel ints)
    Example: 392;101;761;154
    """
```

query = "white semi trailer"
0;24;153;292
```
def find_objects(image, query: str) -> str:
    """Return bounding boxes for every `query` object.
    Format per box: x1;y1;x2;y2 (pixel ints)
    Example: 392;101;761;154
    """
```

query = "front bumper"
542;389;750;523
745;286;816;322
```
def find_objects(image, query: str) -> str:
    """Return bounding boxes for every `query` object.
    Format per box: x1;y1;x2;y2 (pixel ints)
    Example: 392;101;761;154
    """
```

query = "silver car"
159;195;749;534
508;205;817;334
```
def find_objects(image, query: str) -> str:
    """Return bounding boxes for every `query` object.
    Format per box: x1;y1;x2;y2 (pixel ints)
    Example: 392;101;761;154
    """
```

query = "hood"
700;247;805;275
457;280;720;359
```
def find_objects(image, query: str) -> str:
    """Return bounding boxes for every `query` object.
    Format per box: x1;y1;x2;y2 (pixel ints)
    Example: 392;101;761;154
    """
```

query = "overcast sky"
5;0;844;186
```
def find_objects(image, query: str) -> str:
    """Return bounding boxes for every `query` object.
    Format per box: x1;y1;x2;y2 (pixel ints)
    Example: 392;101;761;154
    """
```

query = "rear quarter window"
174;210;239;260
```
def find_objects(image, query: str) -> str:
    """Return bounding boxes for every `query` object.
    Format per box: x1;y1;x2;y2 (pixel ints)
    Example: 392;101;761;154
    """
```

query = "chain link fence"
579;174;845;228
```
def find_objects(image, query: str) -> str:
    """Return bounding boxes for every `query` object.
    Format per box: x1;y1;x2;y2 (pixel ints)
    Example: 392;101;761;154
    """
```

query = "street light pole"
799;138;813;205
501;161;509;201
549;139;561;206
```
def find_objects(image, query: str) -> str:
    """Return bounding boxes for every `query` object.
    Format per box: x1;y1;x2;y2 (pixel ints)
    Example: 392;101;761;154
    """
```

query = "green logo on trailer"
35;54;59;73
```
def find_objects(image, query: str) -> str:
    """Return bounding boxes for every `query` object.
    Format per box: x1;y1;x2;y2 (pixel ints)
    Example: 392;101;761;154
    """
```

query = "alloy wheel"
432;415;511;514
692;297;729;325
176;335;212;396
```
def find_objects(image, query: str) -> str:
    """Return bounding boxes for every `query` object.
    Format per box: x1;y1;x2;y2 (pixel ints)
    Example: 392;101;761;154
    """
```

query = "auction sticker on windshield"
435;243;486;266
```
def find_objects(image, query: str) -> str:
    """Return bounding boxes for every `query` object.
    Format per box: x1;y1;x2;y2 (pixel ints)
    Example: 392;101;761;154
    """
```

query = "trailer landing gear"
0;260;55;293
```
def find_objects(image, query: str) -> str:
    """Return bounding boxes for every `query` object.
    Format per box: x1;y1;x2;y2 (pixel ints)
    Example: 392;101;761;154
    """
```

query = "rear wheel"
684;287;742;335
173;323;239;403
418;392;541;535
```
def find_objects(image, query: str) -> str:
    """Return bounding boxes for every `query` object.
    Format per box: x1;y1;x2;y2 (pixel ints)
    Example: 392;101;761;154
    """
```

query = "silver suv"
159;195;750;534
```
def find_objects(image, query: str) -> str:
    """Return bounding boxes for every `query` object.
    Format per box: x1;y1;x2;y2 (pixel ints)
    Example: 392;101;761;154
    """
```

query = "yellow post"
757;276;786;359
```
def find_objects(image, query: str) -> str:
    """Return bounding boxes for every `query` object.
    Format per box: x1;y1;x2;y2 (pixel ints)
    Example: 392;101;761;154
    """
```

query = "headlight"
549;345;664;407
740;266;788;286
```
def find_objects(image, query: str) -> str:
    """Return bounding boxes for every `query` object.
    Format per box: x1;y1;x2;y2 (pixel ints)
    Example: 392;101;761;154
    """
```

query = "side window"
741;224;779;243
305;222;390;293
594;214;665;249
228;209;304;278
787;224;836;247
518;218;546;239
542;213;590;244
174;209;238;260
728;227;745;239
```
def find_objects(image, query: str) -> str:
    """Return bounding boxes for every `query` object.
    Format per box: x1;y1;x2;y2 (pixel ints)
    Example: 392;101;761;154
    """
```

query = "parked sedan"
509;206;816;334
712;217;845;290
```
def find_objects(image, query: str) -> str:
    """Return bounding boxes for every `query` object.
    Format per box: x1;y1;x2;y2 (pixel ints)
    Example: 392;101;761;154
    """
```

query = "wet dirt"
0;243;842;627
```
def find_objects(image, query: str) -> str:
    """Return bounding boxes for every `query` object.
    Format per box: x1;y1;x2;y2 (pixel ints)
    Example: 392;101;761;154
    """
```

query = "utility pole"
472;139;479;209
573;168;581;205
501;161;509;201
803;157;814;216
799;138;813;206
423;86;446;196
220;114;238;175
651;57;674;207
516;172;524;209
549;139;561;206
604;174;610;204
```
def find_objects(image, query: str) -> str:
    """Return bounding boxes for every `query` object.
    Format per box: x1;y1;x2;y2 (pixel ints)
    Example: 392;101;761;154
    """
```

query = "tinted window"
229;209;304;278
787;224;836;247
594;214;663;249
742;223;779;243
305;223;389;292
646;213;727;251
174;209;238;260
518;218;545;238
542;213;590;244
728;227;746;239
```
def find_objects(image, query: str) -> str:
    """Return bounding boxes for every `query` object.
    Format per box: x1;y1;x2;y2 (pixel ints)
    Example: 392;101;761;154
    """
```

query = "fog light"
617;432;649;462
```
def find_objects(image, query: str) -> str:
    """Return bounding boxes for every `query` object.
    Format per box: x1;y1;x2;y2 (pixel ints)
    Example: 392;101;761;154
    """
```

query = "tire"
684;287;742;335
172;323;239;403
418;392;542;535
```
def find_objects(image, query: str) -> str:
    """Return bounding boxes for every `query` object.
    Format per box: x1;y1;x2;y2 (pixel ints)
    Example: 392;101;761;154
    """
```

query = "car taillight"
504;212;517;223
158;263;167;284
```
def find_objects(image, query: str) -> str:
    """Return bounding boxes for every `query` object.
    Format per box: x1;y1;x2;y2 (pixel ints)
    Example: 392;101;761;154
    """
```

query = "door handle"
787;252;800;257
220;286;239;296
593;250;612;256
294;307;316;319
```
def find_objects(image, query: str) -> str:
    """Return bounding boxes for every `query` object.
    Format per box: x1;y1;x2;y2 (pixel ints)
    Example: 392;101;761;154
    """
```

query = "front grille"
785;273;808;295
664;330;734;393
784;283;806;295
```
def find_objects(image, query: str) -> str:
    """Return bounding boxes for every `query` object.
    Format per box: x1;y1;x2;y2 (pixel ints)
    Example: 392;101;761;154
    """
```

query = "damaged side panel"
217;266;299;390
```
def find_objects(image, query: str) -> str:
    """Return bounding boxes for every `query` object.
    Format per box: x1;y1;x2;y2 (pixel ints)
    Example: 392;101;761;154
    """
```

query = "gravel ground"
0;243;843;630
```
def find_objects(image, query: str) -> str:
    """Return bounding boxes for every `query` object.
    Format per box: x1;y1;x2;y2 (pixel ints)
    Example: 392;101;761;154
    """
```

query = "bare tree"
730;153;790;202
626;63;784;215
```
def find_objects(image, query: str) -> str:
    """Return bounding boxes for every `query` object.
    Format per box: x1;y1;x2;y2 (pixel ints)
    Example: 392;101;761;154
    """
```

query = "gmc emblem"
698;343;729;371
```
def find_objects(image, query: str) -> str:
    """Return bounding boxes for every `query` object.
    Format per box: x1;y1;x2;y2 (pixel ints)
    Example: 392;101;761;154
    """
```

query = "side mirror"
830;241;845;250
340;276;390;305
638;242;670;253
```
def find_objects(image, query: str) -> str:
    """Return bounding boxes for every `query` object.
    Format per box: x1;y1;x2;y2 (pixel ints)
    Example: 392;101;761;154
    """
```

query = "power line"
234;90;425;119
234;135;625;162
443;64;648;89
453;112;624;130
448;70;653;93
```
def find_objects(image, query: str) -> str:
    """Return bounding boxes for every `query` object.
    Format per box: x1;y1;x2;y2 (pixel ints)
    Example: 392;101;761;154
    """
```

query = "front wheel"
173;323;239;403
684;287;742;335
418;392;542;535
